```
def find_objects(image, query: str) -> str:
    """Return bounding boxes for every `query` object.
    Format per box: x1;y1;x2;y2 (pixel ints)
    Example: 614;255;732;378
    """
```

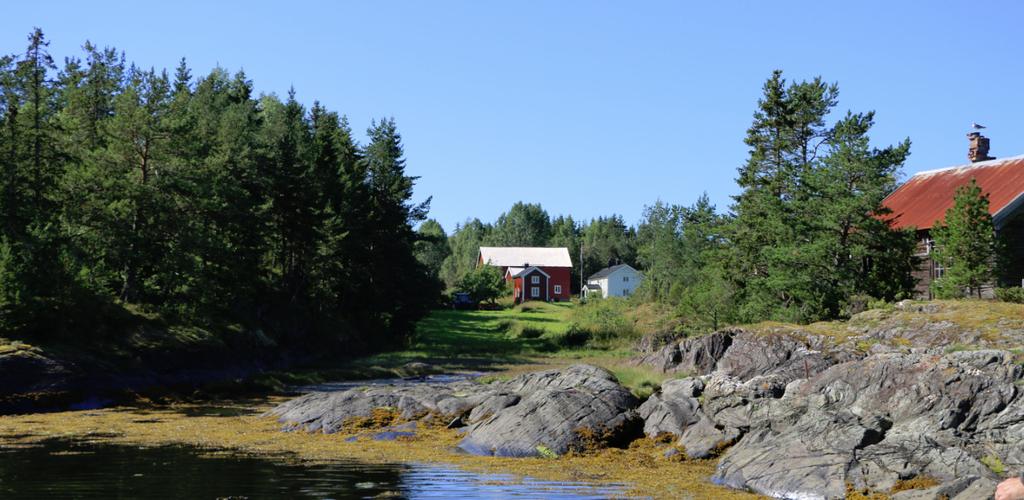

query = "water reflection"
0;440;629;499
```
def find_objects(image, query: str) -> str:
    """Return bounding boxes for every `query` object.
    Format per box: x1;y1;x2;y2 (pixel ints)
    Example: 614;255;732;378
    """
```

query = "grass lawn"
316;301;675;398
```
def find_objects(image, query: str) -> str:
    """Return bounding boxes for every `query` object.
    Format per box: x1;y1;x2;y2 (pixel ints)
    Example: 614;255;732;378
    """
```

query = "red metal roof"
882;155;1024;230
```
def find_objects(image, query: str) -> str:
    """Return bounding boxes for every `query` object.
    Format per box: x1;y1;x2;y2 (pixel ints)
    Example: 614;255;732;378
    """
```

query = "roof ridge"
909;153;1024;177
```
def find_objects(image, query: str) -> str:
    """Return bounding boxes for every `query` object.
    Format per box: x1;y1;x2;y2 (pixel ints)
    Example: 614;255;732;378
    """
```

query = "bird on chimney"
972;122;987;130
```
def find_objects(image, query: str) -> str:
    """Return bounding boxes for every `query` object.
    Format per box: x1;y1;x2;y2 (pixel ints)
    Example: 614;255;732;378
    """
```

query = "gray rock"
271;364;643;458
710;350;1021;498
637;377;703;437
269;380;491;433
457;365;640;457
634;329;736;375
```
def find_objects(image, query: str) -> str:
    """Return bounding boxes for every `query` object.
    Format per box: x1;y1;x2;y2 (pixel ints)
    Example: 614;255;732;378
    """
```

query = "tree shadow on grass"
351;310;560;374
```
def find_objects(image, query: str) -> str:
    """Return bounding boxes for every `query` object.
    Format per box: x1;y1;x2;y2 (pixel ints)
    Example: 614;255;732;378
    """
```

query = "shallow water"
0;439;629;499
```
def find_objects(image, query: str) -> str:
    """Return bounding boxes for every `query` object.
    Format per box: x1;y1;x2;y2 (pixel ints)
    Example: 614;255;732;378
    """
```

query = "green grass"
324;301;678;399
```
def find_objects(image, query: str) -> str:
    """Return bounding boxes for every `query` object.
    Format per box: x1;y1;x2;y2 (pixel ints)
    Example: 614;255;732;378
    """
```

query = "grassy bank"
302;300;679;399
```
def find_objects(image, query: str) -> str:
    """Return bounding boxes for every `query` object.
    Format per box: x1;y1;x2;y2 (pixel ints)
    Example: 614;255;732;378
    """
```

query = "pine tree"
802;111;916;314
931;179;998;299
355;118;434;345
414;219;450;281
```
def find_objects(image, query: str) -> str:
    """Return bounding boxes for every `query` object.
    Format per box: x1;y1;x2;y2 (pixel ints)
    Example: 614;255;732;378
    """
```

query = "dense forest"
0;29;438;349
428;70;921;330
0;29;943;347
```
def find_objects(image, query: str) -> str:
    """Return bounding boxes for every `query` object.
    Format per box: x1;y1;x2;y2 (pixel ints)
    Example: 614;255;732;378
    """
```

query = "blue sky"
4;1;1023;232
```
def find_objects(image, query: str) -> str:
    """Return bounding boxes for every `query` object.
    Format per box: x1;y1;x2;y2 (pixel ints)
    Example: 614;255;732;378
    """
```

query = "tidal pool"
0;438;629;499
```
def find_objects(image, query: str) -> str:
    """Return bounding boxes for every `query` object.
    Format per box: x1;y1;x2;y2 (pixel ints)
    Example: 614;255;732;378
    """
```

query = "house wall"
604;268;640;298
912;230;934;299
999;213;1024;288
586;268;642;298
541;267;572;301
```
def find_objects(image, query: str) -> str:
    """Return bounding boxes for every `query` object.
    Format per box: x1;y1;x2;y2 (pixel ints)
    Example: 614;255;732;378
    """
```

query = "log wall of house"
999;213;1024;289
911;230;934;299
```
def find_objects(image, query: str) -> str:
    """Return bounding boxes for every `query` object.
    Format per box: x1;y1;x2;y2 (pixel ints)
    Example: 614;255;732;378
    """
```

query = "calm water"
0;439;629;499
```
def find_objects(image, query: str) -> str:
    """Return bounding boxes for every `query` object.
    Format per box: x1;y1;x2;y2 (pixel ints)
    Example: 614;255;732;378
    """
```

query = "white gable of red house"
478;247;572;302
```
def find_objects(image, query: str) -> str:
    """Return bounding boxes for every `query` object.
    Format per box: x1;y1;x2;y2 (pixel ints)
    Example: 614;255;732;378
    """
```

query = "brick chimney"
967;132;994;162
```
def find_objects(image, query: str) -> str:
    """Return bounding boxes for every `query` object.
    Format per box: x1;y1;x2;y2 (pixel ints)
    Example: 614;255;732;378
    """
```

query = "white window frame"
531;275;540;285
553;285;562;294
530;286;540;297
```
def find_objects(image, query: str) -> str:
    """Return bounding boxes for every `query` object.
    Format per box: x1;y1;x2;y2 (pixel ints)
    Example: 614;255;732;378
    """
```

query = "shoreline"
0;398;762;500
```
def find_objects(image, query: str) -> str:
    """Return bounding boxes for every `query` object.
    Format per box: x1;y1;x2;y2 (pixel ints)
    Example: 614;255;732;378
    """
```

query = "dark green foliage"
414;219;450;279
636;195;736;331
995;287;1024;304
931;180;999;299
580;215;637;279
726;70;915;323
0;30;435;350
457;264;507;304
439;218;492;289
548;215;581;291
487;202;552;247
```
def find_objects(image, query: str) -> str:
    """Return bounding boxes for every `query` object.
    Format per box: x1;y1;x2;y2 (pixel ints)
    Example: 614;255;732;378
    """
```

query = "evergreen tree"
931;179;998;299
728;70;914;323
356;118;435;345
414;219;450;280
580;215;637;276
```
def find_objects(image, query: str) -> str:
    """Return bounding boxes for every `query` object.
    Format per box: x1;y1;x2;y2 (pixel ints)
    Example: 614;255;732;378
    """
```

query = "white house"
584;264;642;299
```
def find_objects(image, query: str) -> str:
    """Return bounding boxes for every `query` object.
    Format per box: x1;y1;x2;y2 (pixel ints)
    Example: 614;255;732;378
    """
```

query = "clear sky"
4;1;1023;232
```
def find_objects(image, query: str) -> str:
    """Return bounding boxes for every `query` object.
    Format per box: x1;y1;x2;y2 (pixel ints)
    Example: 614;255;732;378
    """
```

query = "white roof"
479;247;572;268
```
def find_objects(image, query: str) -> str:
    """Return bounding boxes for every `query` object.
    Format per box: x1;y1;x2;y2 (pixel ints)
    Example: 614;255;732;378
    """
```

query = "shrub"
508;322;544;339
553;323;592;348
996;287;1024;304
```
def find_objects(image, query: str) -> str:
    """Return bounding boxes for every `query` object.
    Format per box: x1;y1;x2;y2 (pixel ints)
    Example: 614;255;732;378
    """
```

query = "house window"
531;275;540;284
531;286;540;297
553;285;562;294
934;261;945;279
623;276;629;282
623;288;630;296
925;238;935;255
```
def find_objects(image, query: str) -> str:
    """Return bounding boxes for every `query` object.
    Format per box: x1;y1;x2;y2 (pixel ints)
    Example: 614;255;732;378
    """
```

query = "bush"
502;320;544;339
568;298;637;347
553;323;592;348
996;287;1024;304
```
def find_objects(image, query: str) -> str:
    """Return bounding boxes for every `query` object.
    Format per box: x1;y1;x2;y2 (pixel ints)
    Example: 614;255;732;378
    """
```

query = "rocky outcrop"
276;312;1024;498
636;328;1024;499
457;364;639;457
271;364;642;457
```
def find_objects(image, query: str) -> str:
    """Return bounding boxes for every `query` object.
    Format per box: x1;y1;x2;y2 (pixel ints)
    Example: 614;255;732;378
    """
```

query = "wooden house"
882;133;1024;298
478;247;572;303
584;264;642;299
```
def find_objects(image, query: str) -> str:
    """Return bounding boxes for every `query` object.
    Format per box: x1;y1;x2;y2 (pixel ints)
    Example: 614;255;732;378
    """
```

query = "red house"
882;132;1024;298
478;247;572;303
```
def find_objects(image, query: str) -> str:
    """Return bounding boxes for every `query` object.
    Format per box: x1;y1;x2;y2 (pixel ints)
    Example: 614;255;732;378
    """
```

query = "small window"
531;286;540;297
553;285;562;294
925;238;934;255
531;275;540;284
934;261;945;279
623;288;630;296
623;276;629;282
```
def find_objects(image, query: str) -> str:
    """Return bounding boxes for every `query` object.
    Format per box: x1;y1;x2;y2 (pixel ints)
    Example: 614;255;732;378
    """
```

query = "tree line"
0;29;437;348
420;70;934;330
